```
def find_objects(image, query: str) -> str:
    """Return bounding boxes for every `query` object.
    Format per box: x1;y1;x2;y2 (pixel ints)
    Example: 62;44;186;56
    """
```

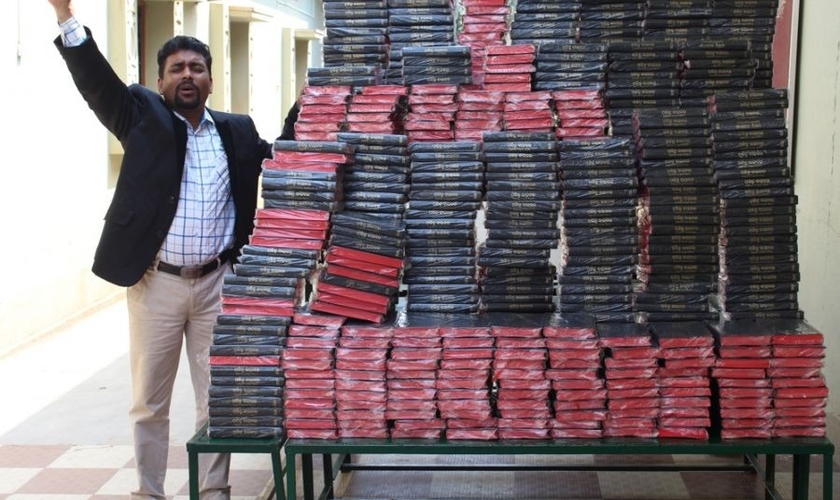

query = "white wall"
0;0;120;357
795;1;840;414
0;0;315;356
249;20;288;141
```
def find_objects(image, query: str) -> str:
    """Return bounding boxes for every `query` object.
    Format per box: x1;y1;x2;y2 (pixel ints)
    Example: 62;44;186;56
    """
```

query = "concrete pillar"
208;2;231;112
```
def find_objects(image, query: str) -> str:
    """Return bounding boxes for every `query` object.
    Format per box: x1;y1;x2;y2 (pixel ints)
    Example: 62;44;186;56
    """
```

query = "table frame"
186;424;286;500
284;436;834;500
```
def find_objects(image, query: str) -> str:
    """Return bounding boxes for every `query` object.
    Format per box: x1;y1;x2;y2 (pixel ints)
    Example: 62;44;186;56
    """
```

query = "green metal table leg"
271;450;285;500
302;453;314;500
188;449;200;500
286;451;298;500
765;454;775;500
823;452;832;500
322;454;334;499
792;453;810;500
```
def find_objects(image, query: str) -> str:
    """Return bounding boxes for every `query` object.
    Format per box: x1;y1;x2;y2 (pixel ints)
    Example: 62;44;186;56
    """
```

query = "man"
47;1;296;498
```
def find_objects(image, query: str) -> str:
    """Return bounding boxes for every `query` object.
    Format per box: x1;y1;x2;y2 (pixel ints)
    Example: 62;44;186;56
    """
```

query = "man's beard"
174;82;202;110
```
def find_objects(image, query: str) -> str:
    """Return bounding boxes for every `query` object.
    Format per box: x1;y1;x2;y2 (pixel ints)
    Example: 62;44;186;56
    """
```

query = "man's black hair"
157;35;212;79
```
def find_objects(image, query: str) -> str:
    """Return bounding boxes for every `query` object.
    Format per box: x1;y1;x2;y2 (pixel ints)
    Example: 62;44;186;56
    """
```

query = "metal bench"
284;436;834;500
186;423;286;500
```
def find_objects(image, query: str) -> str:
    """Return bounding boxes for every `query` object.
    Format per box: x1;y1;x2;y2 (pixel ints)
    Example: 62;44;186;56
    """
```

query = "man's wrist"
54;6;74;24
58;16;87;47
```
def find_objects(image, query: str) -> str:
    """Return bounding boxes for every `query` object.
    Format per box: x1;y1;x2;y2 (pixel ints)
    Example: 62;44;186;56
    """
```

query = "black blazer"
55;30;283;287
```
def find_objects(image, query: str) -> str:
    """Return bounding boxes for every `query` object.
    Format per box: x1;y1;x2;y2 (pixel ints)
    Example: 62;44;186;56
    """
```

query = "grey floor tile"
343;471;434;499
430;470;514;498
598;471;690;500
680;470;765;500
514;470;602;499
772;471;840;500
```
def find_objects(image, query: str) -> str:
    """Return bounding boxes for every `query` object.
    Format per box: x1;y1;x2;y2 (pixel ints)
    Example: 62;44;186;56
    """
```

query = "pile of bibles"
404;83;459;142
552;88;609;140
460;0;509;46
708;319;772;439
479;131;559;313
387;320;446;437
401;45;473;86
344;85;408;135
206;140;351;437
679;39;755;100
436;316;495;440
308;133;408;323
293;85;351;141
457;0;511;85
491;315;552;439
334;322;392;438
262;140;349;214
634;106;720;323
508;0;578;46
711;89;801;321
227;140;346;319
766;320;828;438
387;0;456;56
207;314;288;438
577;0;645;43
750;38;775;89
282;313;344;439
544;314;606;438
322;0;388;75
454;88;505;141
305;65;381;89
558;137;638;323
598;322;660;438
650;321;715;440
312;212;406;323
224;241;316;318
501;90;554;132
405;141;483;313
383;0;461;87
605;40;682;138
337;132;410;216
483;44;535;92
643;0;711;40
708;319;829;439
709;0;778;88
535;41;608;93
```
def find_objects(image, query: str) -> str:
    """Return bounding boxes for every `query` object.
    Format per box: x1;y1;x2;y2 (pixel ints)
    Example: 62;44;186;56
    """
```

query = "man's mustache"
177;81;198;92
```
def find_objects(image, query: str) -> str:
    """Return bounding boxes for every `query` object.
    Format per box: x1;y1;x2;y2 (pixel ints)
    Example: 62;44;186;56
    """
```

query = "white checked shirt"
57;16;87;47
58;17;235;267
160;112;235;266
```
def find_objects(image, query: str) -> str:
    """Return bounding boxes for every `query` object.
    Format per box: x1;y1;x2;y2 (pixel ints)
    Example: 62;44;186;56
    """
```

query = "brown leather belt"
156;248;234;279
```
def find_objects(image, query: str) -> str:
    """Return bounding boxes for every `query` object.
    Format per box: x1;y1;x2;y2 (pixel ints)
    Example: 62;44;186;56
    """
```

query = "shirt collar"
173;108;215;130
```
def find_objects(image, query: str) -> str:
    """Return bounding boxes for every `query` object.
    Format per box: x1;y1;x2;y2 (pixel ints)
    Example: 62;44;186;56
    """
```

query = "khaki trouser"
127;263;231;500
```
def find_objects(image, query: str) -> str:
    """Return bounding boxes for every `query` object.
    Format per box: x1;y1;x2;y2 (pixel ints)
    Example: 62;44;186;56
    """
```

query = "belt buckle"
180;266;204;279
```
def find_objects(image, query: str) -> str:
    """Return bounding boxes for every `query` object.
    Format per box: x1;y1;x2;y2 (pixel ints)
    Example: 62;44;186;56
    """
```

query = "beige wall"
795;1;840;414
0;0;316;357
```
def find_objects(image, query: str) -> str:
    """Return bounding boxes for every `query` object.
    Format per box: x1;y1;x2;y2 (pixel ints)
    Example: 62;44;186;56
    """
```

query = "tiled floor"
0;299;837;500
0;299;275;500
0;442;273;499
327;451;840;500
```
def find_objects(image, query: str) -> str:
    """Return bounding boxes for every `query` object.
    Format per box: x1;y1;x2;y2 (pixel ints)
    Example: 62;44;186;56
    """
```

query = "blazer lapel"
212;112;238;195
171;112;188;177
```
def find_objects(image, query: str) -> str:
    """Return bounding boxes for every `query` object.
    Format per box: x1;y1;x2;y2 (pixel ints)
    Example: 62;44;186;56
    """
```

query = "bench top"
187;424;285;453
285;436;834;455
